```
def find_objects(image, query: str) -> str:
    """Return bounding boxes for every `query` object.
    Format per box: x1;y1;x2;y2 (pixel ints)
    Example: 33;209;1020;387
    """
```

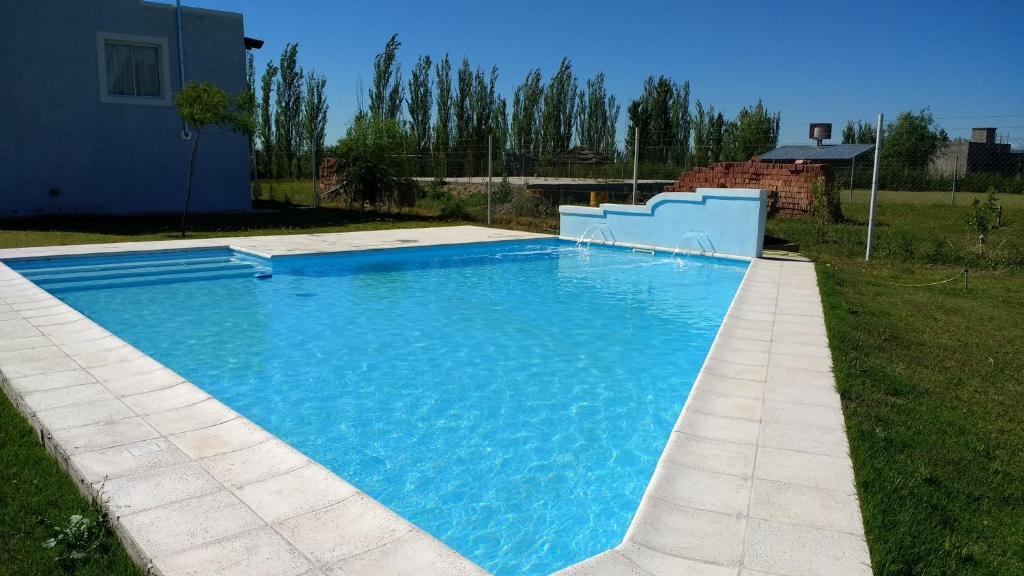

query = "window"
104;41;161;97
96;33;171;105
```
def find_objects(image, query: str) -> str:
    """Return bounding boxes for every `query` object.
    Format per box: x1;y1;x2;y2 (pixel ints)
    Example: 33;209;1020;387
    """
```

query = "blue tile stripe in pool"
8;239;747;575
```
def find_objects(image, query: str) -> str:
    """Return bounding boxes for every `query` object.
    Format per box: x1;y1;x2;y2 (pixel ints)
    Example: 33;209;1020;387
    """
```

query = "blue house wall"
0;0;252;217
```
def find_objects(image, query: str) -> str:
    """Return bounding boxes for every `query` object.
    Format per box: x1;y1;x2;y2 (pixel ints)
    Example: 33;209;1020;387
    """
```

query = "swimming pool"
9;239;747;575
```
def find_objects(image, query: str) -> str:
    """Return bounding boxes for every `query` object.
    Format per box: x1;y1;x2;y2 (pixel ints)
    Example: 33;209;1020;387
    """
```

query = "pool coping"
0;225;871;576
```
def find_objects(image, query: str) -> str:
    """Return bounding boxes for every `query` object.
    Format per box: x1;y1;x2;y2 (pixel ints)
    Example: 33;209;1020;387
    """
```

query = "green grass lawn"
0;199;463;250
1;185;1022;574
0;386;141;576
768;193;1024;575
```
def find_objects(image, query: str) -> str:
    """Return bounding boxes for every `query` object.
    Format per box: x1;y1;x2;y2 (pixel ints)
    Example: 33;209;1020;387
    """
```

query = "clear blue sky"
195;0;1024;146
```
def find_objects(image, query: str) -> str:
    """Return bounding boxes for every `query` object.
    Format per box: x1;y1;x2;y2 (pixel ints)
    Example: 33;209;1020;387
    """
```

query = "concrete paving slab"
6;367;97;393
648;463;751;516
325;529;487;576
743;519;871;576
749;479;864;534
661;433;757;478
617;544;739;576
200;438;308;488
36;398;136;430
234;463;358;524
753;447;855;492
71;438;192;483
676;411;760;445
153;526;314;576
556;550;652;575
626;498;746;566
52;417;161;455
100;367;186;396
168;417;270;459
122;382;209;415
758;420;850;457
99;461;221;516
145;398;237;435
762;400;845;431
276;493;414;566
118;490;264;558
23;383;114;411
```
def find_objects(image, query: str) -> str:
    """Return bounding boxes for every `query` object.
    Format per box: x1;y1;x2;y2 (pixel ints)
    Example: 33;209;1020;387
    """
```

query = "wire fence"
255;113;1023;223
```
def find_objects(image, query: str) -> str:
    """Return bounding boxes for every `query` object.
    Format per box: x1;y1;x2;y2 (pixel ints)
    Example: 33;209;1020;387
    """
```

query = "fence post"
311;146;318;208
849;157;855;202
951;154;958;206
632;126;639;204
486;134;492;226
865;113;884;262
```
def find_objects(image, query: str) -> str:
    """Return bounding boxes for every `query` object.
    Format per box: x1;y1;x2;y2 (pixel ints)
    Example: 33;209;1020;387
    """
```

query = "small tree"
966;189;1002;245
174;82;253;237
324;115;416;210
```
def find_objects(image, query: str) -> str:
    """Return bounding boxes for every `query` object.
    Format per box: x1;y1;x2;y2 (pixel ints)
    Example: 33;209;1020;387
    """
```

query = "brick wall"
664;161;832;218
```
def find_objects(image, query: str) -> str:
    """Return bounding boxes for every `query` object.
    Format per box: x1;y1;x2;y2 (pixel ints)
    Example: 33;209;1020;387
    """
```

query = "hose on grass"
868;267;968;290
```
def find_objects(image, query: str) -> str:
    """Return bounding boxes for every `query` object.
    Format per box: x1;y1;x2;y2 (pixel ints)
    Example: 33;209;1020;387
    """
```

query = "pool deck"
0;225;871;576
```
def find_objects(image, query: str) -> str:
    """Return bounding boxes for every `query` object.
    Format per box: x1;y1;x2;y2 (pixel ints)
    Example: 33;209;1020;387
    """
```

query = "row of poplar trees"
367;35;782;173
249;44;329;181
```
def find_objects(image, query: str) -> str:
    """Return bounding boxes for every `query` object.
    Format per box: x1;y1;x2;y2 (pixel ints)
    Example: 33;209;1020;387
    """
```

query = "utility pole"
632;126;639;204
865;113;884;261
486;134;493;226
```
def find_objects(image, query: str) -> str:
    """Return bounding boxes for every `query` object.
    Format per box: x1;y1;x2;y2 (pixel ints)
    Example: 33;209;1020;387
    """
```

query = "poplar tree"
301;70;328;206
244;53;257;184
274;43;303;178
433;55;452;174
626;76;690;164
671;81;691;165
720;100;780;161
369;34;403;121
471;67;499;172
407;54;433;163
492;96;509;168
511;69;543;156
454;58;474;171
258;60;278;178
541;58;577;159
576;73;619;157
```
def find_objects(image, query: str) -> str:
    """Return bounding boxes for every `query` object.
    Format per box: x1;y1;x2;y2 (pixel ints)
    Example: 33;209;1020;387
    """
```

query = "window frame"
96;32;172;106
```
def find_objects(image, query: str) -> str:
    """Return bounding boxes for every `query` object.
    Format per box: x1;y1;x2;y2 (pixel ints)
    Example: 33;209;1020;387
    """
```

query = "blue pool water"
10;240;747;575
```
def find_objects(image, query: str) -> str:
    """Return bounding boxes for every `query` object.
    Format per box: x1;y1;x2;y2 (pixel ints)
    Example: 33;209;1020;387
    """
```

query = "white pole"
951;154;958;206
632;126;639;204
487;134;492;226
865;113;884;261
311;145;317;208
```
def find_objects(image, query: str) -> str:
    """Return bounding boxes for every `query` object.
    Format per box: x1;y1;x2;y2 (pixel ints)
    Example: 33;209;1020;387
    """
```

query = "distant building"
0;0;259;217
930;128;1023;177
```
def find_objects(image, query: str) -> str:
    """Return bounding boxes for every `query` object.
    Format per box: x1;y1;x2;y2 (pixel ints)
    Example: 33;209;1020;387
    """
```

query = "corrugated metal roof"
759;144;875;161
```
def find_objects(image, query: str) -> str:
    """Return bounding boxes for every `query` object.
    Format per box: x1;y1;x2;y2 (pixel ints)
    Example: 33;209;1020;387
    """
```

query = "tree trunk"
180;131;202;238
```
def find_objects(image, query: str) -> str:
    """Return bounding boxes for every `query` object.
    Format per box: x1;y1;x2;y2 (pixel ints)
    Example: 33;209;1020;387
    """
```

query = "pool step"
12;250;271;294
14;253;235;275
39;267;263;293
25;261;256;284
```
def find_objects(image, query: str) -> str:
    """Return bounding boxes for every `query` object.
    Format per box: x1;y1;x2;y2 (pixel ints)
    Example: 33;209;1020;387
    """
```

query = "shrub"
966;189;1001;245
811;178;843;224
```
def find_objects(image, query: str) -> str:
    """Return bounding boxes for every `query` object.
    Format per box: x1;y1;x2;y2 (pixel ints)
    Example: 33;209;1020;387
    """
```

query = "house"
0;0;258;218
930;128;1023;177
